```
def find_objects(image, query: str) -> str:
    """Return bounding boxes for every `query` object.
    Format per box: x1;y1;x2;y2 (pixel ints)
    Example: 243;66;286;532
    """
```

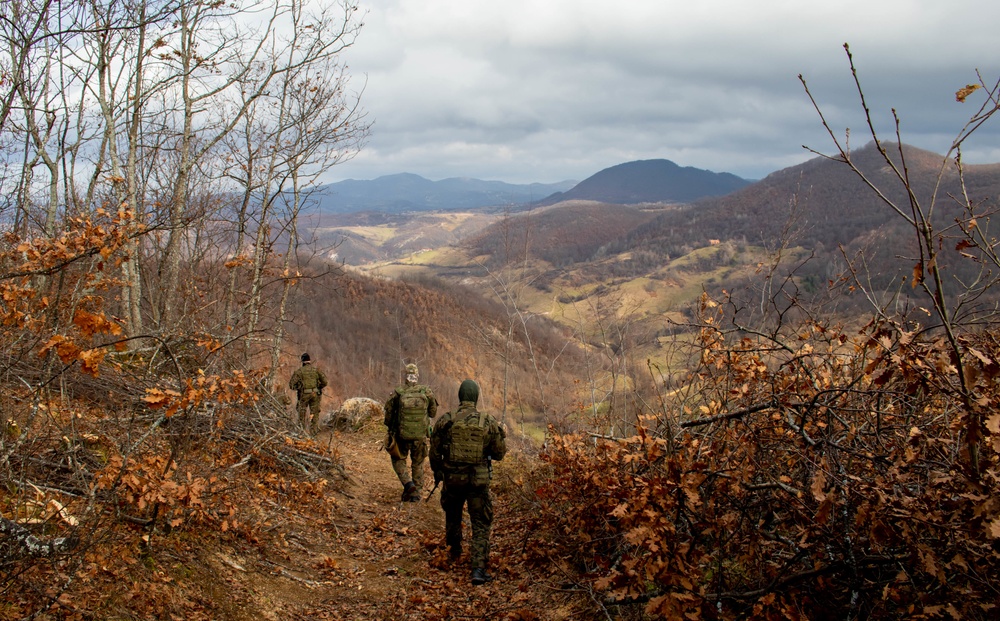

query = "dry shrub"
518;309;1000;620
0;214;347;616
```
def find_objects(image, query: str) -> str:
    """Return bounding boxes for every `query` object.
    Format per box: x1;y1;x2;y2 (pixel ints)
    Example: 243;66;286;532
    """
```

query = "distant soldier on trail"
288;353;328;435
430;379;507;585
384;362;439;502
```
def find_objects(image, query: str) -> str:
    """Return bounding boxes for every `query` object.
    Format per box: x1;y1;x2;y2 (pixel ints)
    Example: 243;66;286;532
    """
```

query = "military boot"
406;479;422;502
471;567;493;585
402;481;416;502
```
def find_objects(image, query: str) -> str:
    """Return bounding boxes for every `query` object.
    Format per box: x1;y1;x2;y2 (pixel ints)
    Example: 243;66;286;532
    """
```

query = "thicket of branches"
0;0;366;615
0;201;349;617
515;49;1000;619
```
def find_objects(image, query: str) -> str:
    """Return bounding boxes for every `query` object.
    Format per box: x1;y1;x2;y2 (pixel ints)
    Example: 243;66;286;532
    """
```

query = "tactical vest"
298;366;321;390
396;386;430;440
447;410;486;465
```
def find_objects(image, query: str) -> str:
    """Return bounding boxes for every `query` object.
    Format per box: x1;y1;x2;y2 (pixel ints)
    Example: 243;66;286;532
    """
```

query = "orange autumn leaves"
143;370;258;418
38;309;125;375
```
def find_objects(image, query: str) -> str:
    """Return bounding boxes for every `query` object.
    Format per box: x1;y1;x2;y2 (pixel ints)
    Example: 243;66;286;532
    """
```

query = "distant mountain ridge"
536;159;751;206
314;159;752;214
313;173;576;214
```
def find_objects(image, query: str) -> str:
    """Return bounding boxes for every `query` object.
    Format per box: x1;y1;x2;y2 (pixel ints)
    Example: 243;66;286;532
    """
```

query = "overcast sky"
326;0;1000;185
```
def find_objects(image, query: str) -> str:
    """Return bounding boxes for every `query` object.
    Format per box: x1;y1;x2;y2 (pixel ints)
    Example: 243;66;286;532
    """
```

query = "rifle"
387;392;401;436
425;478;441;502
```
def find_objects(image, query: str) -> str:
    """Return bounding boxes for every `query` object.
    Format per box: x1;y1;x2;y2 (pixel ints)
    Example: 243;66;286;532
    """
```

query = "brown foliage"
516;298;1000;619
0;210;350;617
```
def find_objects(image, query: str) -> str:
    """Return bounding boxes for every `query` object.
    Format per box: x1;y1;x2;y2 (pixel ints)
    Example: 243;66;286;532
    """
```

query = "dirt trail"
308;427;449;617
226;425;545;621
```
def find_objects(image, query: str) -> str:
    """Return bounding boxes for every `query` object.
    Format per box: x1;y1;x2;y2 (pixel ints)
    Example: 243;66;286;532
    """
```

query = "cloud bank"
328;0;1000;184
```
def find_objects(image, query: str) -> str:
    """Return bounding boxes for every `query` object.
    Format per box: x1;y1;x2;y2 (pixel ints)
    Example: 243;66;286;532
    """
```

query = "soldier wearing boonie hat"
383;362;439;501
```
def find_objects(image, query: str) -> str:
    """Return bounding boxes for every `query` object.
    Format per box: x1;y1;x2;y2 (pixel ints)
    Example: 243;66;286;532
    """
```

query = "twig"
680;400;777;428
0;515;78;557
744;481;803;496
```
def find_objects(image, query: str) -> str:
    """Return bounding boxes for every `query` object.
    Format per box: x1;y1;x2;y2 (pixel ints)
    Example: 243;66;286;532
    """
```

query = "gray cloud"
329;0;1000;184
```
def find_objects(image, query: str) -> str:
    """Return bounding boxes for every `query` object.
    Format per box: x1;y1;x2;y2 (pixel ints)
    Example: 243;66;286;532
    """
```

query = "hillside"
535;158;751;206
460;200;664;269
283;268;591;431
309;210;498;264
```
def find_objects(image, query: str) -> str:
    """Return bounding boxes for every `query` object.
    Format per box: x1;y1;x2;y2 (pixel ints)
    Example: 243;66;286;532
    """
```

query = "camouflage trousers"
440;482;493;569
391;438;428;490
296;393;322;434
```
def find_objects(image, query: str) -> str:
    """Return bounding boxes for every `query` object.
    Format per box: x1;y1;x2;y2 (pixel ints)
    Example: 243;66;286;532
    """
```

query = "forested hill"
535;158;751;206
614;142;1000;254
578;142;1000;290
283;269;587;423
460;200;661;269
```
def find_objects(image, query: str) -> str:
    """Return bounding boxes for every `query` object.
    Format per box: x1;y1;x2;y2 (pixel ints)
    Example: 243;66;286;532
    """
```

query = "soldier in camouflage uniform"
430;379;507;585
384;363;439;502
288;353;328;435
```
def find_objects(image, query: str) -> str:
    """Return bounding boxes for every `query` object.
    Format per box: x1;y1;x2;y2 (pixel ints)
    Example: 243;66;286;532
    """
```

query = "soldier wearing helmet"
288;353;328;435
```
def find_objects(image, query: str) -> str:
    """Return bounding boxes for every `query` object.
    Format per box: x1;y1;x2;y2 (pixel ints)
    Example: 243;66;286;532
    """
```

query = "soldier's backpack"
396;386;430;441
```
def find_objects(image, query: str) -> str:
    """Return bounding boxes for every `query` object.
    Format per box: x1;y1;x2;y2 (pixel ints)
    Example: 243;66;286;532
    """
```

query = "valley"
300;142;1000;416
316;142;1000;324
